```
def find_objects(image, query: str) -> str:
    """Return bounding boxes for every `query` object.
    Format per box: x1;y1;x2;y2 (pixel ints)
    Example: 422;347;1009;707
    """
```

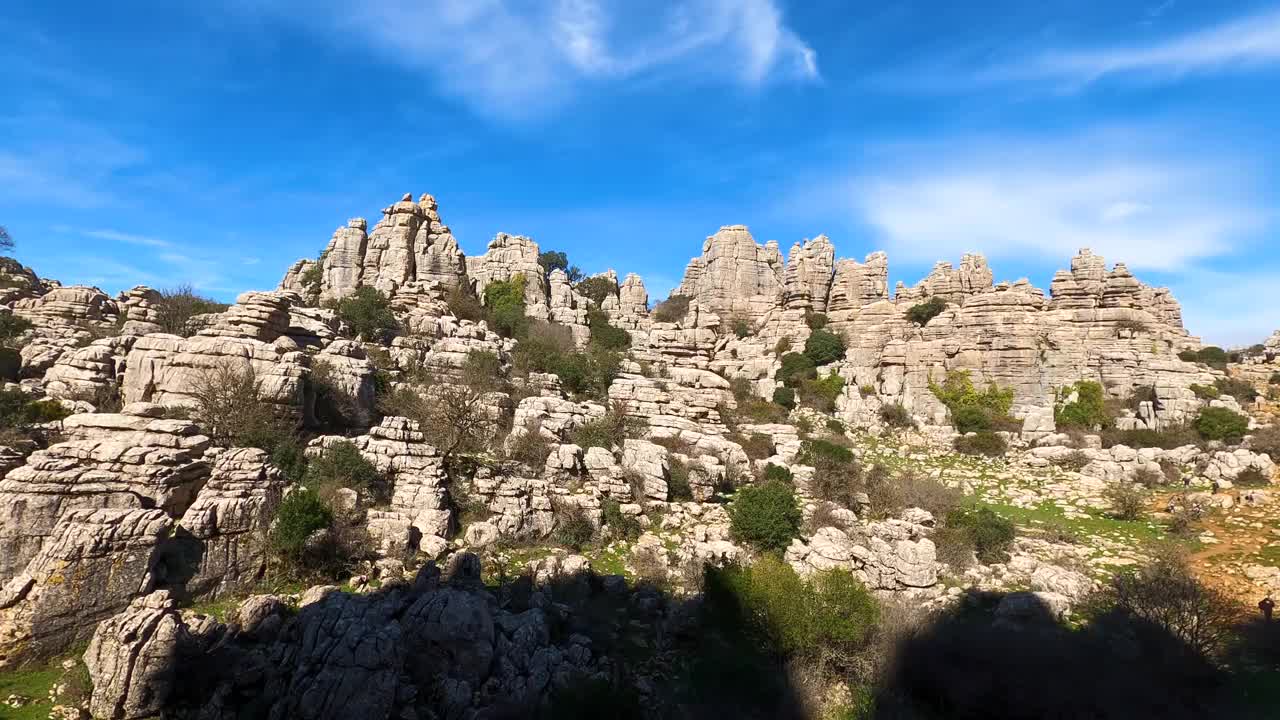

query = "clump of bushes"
571;404;642;450
804;311;828;330
538;250;583;283
1193;407;1249;443
730;316;752;338
1052;450;1092;472
269;489;335;569
445;285;486;322
803;328;846;366
930;370;1016;434
1213;376;1258;403
880;402;915;430
601;498;641;540
1100;425;1200;450
1178;346;1229;369
652;294;691;323
905;297;946;326
1247;424;1280;462
945;507;1015;563
771;386;795;410
1189;383;1220;400
0;387;71;443
1234;467;1270;487
335;286;398;343
668;458;694;501
483;275;528;338
586;307;630;351
954;431;1008;457
553;503;596;550
305;440;387;505
514;321;621;400
576;275;617;305
729;480;802;553
798;371;845;412
762;463;793;484
155;284;229;337
1105;481;1147;520
869;469;962;520
775;352;816;387
1055;380;1112;430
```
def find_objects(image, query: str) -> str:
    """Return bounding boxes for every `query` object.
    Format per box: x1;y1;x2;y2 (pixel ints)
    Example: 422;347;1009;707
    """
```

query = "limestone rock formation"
467;232;551;322
781;235;835;312
676;225;784;323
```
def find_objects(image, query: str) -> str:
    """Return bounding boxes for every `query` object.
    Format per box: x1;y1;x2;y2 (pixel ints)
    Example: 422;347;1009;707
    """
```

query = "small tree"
1101;547;1237;658
336;286;398;343
729;479;802;553
1193;407;1249;443
576;276;617;306
155;284;229;336
483;275;528;338
803;329;846;366
269;490;334;570
906;297;946;326
0;225;12;253
651;294;691;323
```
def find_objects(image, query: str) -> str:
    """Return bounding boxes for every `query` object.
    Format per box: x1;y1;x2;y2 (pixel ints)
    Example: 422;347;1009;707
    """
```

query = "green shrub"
1270;372;1280;386
868;469;962;520
270;490;333;562
668;459;694;501
946;507;1015;563
954;431;1008;457
734;432;774;461
514;322;619;399
951;405;992;434
1213;377;1258;403
776;352;817;387
1105;481;1147;520
804;311;828;330
0;387;71;430
798;439;862;507
445;285;486;322
1178;346;1229;369
1193;407;1249;443
710;556;879;666
0;312;33;346
1055;380;1111;430
538;250;582;283
1235;467;1270;487
1053;450;1092;473
825;418;846;434
571;405;641;449
1189;384;1220;400
553;503;596;550
334;286;398;343
798;438;855;466
803;329;846;366
906;297;946;326
483;275;528;338
880;402;915;429
729;480;802;552
730;316;752;339
1101;425;1200;450
305;440;386;503
586;307;630;351
763;464;793;484
576;275;616;306
931;370;1017;433
602;498;641;540
155;284;229;336
0;346;19;381
799;371;845;412
771;386;795;410
652;294;691;323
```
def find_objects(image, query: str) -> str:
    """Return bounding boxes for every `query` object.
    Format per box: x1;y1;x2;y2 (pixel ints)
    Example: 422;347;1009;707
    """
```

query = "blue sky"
2;1;1278;345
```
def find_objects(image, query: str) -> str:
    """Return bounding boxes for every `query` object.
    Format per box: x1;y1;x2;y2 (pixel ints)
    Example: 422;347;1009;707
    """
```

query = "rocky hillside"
0;193;1278;719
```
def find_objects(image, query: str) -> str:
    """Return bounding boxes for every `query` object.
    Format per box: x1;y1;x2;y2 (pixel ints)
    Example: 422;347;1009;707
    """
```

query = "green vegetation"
483;275;528;338
668;458;694;501
1190;383;1221;400
537;250;583;283
1193;407;1249;443
553;503;596;550
335;286;398;343
880;402;915;429
1055;380;1111;430
1101;425;1201;450
954;431;1008;457
576;275;617;305
776;351;817;387
1178;346;1229;369
0;311;33;345
652;294;691;323
945;506;1015;563
1214;376;1259;403
798;371;845;412
729;479;802;553
514;321;621;400
601;498;641;540
586;307;630;351
771;386;796;410
0;387;71;434
803;328;847;366
305;440;387;504
445;284;486;322
731;316;752;338
763;463;794;484
155;283;230;336
905;296;947;326
804;311;828;330
269;490;334;566
571;405;641;450
1104;481;1147;521
931;370;1016;433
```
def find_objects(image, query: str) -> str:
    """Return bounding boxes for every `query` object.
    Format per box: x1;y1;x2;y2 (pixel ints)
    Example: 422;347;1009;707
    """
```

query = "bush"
954;431;1008;457
763;463;793;484
771;386;795;410
799;439;861;508
1193;407;1249;443
0;387;72;431
1235;467;1270;487
945;507;1015;563
309;359;363;429
483;275;528;338
306;440;387;504
729;480;802;553
668;459;694;501
798;371;845;412
776;352;816;387
880;402;915;429
576;275;616;306
506;422;552;468
586;307;630;351
445;285;486;322
1101;425;1200;450
269;490;334;564
571;404;641;450
868;470;962;519
931;370;1016;433
1053;450;1092;472
905;297;946;326
1270;372;1280;386
709;556;878;669
553;503;596;550
1105;481;1147;520
951;405;992;434
804;311;828;330
538;250;582;283
825;418;845;434
1248;424;1280;462
191;362;296;450
652;294;691;323
1055;380;1111;430
1178;346;1229;369
334;286;398;343
601;498;641;540
803;329;846;366
1189;383;1220;400
734;432;774;461
932;526;976;569
514;322;619;400
0;312;33;346
155;284;229;336
1213;377;1258;403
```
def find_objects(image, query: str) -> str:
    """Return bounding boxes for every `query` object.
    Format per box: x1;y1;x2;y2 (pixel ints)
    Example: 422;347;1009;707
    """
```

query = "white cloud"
238;0;817;116
995;7;1280;86
83;229;171;248
843;132;1267;272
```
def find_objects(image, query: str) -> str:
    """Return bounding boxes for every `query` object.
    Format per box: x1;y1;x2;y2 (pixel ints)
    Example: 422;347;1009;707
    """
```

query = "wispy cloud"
991;6;1280;86
82;229;172;248
233;0;818;117
811;129;1269;272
